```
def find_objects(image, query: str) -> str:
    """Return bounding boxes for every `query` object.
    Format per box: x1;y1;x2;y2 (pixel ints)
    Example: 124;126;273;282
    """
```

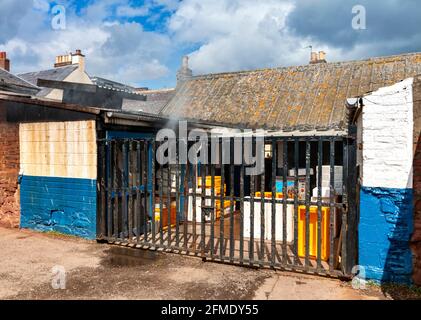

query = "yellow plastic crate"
254;192;283;199
297;206;330;262
215;200;232;219
197;176;222;188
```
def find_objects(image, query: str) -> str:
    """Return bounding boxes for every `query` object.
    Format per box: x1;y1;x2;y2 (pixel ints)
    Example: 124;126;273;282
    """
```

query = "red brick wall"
0;105;20;228
412;76;421;285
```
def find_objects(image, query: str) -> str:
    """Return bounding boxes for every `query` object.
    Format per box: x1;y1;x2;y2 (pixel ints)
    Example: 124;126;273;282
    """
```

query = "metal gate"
97;134;357;278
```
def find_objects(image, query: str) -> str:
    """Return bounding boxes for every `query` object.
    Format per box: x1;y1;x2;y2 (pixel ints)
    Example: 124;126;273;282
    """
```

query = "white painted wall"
359;78;414;189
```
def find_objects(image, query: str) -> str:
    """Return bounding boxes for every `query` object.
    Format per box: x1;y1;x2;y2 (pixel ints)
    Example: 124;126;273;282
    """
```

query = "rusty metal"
99;134;355;278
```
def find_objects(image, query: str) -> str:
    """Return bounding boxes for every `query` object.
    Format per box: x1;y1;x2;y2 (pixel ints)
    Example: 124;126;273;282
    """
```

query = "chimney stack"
310;52;318;64
176;56;193;86
71;49;85;72
54;49;85;71
0;52;10;72
310;51;327;64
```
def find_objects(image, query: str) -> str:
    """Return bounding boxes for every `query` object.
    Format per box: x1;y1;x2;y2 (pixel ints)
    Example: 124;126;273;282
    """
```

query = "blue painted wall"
20;175;97;239
359;187;414;284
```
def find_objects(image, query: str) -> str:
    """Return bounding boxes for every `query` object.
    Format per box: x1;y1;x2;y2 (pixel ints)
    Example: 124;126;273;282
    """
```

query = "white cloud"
1;0;419;88
0;0;173;87
116;5;149;18
33;0;50;12
168;0;308;74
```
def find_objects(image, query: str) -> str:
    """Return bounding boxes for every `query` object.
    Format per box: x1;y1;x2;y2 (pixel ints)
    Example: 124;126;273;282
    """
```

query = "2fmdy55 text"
205;304;258;316
161;304;259;317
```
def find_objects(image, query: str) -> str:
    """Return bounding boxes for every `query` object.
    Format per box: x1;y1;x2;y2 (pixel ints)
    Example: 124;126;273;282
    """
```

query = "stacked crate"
316;166;343;195
187;176;230;222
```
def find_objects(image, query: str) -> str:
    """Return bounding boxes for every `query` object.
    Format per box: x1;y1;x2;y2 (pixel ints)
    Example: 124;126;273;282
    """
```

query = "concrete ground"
0;227;390;300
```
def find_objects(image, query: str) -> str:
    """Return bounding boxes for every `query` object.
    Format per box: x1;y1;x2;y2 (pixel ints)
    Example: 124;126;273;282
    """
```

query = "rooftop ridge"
0;68;40;89
17;64;78;77
189;51;421;80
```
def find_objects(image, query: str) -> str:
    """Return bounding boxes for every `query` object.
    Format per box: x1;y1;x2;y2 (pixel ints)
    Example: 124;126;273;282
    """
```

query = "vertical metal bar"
113;141;119;240
106;140;112;240
98;140;106;240
239;139;245;265
346;129;358;276
136;141;141;244
329;138;335;272
341;138;349;274
175;141;180;248
151;140;156;246
122;140;128;241
167;164;172;247
183;162;189;251
219;138;225;261
282;139;288;264
192;162;197;252
317;137;323;271
249;154;255;266
128;141;134;242
229;138;235;263
201;159;206;257
293;139;299;264
159;145;164;246
260;145;265;267
271;139;277;267
210;159;215;259
305;140;311;270
143;140;149;244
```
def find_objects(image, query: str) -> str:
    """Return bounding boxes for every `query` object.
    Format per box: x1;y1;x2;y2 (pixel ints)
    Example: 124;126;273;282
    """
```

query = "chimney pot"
0;51;10;71
310;50;327;64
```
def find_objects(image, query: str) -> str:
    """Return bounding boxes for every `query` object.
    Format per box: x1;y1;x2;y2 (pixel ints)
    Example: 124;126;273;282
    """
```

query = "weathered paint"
19;120;97;238
19;120;97;180
20;175;96;239
359;187;413;284
358;78;415;284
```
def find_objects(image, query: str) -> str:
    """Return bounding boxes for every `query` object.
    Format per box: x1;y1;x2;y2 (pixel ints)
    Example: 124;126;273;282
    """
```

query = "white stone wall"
359;78;414;189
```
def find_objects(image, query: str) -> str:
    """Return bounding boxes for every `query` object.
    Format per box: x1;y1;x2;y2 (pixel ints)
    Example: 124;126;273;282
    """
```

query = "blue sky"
1;0;420;89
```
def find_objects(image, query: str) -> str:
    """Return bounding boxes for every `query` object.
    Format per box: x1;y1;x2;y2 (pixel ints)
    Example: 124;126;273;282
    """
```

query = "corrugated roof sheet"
91;76;136;93
0;68;40;95
18;65;78;97
162;52;421;132
123;88;175;114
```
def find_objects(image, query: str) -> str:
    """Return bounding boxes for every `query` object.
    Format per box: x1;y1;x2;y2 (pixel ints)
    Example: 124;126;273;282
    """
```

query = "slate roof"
123;88;175;114
162;52;421;132
18;65;78;97
0;68;40;95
